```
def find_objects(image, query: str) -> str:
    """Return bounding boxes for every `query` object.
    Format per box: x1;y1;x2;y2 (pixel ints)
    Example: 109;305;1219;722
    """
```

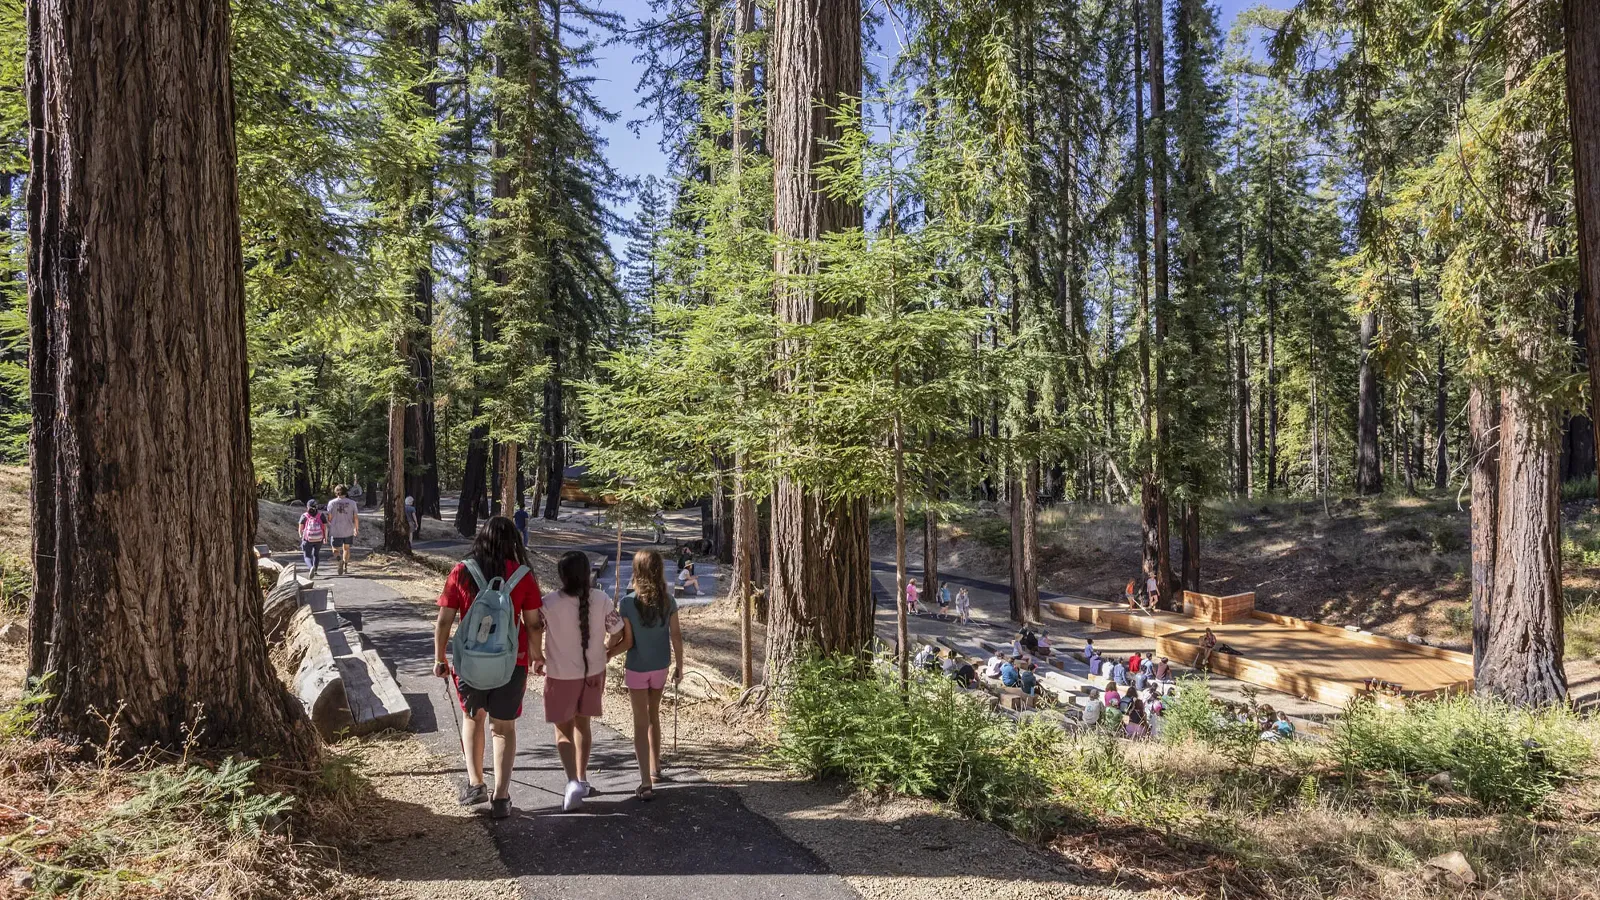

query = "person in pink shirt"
538;551;626;812
905;577;921;615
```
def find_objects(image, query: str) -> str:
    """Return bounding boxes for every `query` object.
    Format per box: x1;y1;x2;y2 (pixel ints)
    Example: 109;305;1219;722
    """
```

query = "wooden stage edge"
1044;597;1474;709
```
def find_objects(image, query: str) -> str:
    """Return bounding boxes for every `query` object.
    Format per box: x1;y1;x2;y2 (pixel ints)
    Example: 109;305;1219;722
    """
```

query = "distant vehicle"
558;463;617;507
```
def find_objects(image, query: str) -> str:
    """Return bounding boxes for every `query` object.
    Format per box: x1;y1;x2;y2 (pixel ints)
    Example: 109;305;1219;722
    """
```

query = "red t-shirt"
438;560;543;667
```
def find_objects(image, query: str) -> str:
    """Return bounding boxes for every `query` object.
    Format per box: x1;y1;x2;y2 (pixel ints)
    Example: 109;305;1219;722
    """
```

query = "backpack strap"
502;565;530;594
462;559;490;593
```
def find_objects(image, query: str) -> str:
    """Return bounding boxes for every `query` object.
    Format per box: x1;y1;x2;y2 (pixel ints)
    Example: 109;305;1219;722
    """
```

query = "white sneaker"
562;779;585;812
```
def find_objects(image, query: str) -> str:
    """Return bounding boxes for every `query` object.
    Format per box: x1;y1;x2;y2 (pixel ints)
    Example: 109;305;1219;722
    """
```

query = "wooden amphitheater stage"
1046;590;1474;708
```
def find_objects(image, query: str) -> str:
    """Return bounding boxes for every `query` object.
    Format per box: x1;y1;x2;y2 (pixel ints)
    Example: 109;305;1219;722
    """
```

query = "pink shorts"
543;674;605;723
625;668;668;691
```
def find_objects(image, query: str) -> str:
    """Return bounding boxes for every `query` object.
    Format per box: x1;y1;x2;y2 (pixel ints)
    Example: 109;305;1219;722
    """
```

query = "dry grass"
0;724;371;898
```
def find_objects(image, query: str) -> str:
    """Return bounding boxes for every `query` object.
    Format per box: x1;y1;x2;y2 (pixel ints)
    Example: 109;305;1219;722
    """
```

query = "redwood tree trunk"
732;461;758;688
26;0;313;756
385;391;411;552
1180;501;1200;592
1572;0;1600;495
1148;0;1175;600
1356;310;1383;494
1476;7;1566;705
763;0;872;684
405;11;441;520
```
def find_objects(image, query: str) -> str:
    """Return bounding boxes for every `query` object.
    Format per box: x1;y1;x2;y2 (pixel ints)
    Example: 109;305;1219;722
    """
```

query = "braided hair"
558;551;593;675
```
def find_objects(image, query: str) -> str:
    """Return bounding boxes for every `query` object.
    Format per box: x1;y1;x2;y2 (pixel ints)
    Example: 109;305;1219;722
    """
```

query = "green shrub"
1562;475;1598;504
1159;677;1265;762
119;757;295;836
772;655;1065;838
0;674;51;740
0;549;28;617
1332;694;1591;811
1429;522;1466;555
1567;592;1600;661
970;518;1011;550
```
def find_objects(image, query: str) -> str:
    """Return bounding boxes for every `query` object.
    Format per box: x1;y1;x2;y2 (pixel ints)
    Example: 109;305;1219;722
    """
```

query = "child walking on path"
432;517;544;819
617;550;684;801
541;551;626;811
955;586;972;624
299;500;329;576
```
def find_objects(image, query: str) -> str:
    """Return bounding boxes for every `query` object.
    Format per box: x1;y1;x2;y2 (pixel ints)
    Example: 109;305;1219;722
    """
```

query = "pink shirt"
541;588;621;680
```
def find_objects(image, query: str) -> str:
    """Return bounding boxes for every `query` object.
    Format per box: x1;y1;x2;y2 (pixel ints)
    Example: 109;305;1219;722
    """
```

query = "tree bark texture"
1356;310;1383;494
499;440;519;521
385;393;411;551
763;0;872;684
1148;0;1175;599
26;0;314;755
1476;5;1566;705
404;12;441;520
1571;0;1600;498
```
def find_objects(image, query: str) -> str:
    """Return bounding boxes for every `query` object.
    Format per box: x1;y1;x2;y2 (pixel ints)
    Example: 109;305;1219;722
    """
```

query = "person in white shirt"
325;485;360;576
1082;689;1105;726
984;653;1005;680
676;562;700;596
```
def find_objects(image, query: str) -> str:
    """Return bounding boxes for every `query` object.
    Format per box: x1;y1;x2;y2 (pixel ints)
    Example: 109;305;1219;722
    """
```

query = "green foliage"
1563;476;1598;504
0;676;52;740
118;758;296;838
1332;695;1591;812
1158;677;1264;762
772;655;1065;838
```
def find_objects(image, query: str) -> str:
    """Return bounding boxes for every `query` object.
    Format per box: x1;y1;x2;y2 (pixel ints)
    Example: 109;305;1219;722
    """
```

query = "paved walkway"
319;563;857;900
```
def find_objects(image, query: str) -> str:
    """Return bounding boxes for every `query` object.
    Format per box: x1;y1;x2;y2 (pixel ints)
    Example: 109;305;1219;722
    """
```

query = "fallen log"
260;558;301;642
286;590;411;740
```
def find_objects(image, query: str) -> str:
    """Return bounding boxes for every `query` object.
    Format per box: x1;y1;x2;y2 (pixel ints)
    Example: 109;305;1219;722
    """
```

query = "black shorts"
454;665;528;721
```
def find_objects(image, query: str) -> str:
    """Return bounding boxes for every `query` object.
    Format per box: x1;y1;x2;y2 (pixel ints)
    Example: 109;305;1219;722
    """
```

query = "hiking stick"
441;667;466;755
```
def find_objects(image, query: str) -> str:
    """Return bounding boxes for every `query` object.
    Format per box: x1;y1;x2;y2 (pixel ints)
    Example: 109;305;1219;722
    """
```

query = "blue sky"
588;0;1279;251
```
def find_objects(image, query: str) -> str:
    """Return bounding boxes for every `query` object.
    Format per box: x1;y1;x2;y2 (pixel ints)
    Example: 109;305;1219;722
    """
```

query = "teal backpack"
450;559;528;690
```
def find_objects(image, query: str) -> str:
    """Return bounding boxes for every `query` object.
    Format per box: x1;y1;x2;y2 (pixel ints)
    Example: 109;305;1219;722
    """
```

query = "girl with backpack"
298;499;329;575
617;550;683;801
432;516;544;819
541;551;626;811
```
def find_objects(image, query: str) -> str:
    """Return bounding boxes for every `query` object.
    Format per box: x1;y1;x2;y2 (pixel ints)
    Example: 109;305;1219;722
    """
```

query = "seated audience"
1153;656;1172;681
999;657;1020;688
1125;697;1150;738
984;652;1005;680
1111;658;1129;686
1129;652;1143;675
1082;689;1105;726
1019;661;1038;697
914;644;938;671
1103;684;1121;709
1101;700;1124;730
1262;711;1295;741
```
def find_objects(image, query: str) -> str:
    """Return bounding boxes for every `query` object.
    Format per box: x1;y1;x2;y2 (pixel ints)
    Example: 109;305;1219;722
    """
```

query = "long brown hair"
630;549;670;627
